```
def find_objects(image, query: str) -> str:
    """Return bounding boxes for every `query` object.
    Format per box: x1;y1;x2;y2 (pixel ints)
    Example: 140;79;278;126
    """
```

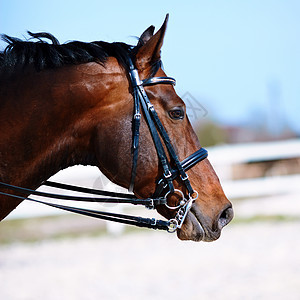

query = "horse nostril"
218;205;234;229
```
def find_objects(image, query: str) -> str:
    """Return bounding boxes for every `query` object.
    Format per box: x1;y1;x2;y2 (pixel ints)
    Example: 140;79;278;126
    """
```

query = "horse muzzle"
177;202;234;242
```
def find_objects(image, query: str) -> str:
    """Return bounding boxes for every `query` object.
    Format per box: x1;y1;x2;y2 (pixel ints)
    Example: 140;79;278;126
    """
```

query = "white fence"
209;138;300;198
5;139;300;220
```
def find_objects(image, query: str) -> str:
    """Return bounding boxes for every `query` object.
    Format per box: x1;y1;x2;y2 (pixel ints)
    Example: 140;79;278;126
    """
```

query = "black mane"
0;31;138;74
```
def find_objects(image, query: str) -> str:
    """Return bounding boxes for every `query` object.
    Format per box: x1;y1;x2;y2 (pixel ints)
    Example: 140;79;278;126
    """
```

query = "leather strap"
137;84;175;192
0;181;165;207
142;77;176;86
127;56;175;193
0;190;169;231
154;148;208;197
129;68;141;192
147;105;194;195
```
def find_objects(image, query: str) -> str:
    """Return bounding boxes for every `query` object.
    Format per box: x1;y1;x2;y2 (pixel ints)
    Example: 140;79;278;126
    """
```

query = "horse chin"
176;210;221;242
176;212;204;242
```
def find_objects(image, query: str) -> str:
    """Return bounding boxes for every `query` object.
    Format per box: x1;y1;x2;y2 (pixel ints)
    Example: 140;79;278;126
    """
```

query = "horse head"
92;15;233;241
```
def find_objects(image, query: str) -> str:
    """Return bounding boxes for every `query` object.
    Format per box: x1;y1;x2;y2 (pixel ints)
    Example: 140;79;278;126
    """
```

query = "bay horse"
0;15;233;241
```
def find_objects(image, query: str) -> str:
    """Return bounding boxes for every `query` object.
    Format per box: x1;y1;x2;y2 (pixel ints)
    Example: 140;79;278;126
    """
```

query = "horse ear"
137;26;155;47
135;14;169;72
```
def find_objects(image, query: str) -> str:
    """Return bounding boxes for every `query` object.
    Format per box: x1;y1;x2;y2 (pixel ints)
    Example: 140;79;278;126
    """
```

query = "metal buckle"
145;198;154;210
134;113;141;119
157;178;168;190
151;218;157;226
164;170;172;179
147;103;154;110
180;173;189;181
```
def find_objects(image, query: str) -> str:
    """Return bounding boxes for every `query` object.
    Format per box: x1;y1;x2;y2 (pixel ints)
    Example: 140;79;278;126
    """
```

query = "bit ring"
164;189;185;210
167;219;178;233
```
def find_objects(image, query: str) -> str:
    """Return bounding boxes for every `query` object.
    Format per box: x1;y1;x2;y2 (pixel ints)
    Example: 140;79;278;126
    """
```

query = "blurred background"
0;1;299;299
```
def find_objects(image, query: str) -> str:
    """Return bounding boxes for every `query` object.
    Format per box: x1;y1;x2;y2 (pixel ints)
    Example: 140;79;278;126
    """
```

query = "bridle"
0;56;208;233
127;56;207;230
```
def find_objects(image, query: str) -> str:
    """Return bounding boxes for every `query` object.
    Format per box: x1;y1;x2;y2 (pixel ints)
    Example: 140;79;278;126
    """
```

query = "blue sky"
1;0;300;134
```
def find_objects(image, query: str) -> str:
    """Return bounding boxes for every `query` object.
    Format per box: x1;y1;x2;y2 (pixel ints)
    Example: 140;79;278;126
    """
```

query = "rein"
0;57;208;233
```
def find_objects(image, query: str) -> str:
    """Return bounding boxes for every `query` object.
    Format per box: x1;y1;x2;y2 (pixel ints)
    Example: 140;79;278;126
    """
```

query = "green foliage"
196;121;227;147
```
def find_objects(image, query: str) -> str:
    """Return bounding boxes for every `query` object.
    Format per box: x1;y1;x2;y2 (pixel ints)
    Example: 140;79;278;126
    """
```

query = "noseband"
0;57;208;233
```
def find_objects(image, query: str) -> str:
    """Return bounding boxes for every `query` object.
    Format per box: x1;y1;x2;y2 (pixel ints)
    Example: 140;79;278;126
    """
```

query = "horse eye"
168;108;184;120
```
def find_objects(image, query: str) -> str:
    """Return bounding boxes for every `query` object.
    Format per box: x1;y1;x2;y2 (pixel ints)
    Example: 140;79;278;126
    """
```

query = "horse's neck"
0;64;107;188
0;60;128;220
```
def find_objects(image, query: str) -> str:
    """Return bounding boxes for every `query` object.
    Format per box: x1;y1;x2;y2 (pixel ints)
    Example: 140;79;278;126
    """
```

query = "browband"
142;77;176;86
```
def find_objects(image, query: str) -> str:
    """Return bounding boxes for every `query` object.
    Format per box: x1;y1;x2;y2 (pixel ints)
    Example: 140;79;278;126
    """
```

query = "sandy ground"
0;219;299;300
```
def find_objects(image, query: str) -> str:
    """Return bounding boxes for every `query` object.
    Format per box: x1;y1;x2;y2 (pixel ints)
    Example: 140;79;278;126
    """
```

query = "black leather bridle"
127;57;208;230
0;57;208;233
